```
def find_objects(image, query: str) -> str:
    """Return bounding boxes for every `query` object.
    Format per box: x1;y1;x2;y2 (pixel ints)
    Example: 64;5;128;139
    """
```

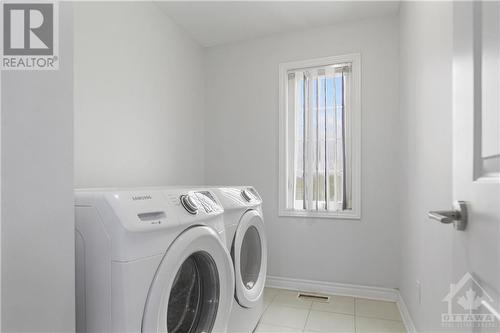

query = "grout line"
306;307;355;316
264;291;278;311
259;322;303;331
261;309;309;331
354;298;357;333
303;307;312;331
355;314;403;323
301;290;314;332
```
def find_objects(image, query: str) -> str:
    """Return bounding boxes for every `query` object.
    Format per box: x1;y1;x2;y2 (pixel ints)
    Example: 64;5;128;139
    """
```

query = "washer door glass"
233;210;267;308
167;251;220;333
240;226;262;290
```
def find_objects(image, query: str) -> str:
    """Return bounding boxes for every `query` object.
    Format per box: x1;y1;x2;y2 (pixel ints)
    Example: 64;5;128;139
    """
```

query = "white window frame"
278;54;361;219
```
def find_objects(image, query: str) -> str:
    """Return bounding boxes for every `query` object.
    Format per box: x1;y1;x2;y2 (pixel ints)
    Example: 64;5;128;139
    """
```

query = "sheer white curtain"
286;64;352;212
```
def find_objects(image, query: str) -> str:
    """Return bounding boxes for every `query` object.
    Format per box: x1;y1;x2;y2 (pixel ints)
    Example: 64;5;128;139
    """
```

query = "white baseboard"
266;275;417;333
396;293;417;333
266;275;399;301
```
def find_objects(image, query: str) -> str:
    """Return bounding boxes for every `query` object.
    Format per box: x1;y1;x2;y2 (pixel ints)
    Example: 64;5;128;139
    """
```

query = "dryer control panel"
212;186;262;210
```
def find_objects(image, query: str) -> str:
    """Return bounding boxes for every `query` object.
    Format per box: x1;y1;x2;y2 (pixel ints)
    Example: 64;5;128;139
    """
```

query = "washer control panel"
92;188;225;232
195;191;223;214
178;191;222;215
104;190;172;231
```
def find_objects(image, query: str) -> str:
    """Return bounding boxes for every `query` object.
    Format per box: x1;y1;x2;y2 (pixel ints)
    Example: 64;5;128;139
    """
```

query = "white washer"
211;187;267;333
75;187;235;333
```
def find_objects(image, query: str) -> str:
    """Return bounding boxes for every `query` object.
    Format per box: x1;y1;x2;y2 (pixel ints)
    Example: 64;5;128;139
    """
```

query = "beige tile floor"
255;288;406;333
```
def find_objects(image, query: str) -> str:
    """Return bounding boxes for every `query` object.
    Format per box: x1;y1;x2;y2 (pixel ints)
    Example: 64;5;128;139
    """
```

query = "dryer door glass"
240;226;262;290
167;251;220;333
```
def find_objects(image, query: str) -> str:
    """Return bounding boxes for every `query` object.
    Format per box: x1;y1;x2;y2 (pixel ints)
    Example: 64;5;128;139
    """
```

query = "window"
279;54;361;219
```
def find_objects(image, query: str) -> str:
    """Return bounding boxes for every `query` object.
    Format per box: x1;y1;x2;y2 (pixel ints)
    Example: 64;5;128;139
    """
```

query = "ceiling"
156;1;400;47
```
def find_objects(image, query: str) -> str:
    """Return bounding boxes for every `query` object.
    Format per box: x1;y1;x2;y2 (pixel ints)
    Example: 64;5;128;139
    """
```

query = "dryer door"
233;210;267;308
142;226;234;333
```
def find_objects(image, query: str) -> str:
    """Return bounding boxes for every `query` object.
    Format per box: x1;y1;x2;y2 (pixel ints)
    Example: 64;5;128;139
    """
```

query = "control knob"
180;194;198;215
241;189;253;202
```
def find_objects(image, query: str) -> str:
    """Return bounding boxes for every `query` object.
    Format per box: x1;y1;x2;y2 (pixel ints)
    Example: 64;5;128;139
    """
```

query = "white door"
142;226;235;333
450;1;500;330
233;210;267;308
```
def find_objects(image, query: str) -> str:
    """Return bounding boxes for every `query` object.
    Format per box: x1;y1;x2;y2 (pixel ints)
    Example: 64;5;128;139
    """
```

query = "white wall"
399;2;454;331
1;3;75;331
74;2;205;188
204;15;401;288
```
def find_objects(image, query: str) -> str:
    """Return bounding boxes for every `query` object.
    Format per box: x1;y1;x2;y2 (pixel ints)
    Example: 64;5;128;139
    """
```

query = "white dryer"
211;187;267;333
75;187;235;333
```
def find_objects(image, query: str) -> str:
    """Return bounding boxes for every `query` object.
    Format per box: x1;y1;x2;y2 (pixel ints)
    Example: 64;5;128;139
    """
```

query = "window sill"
278;209;361;220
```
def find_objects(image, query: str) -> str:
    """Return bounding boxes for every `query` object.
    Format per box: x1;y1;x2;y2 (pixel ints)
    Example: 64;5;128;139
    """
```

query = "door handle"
428;201;467;231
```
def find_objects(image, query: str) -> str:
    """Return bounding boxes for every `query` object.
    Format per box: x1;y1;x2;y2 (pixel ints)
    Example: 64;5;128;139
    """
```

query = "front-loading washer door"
233;210;267;308
142;226;235;333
